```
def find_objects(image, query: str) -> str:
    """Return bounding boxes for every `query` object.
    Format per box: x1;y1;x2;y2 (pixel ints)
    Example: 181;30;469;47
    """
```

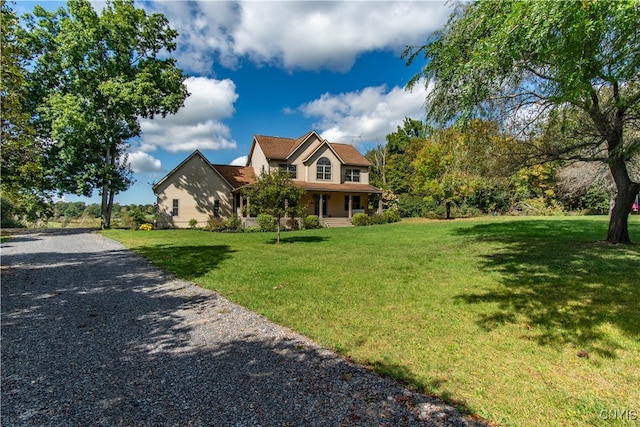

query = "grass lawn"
103;216;640;426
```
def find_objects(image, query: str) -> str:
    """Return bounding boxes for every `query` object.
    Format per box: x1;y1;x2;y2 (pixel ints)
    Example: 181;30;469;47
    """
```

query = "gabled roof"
331;143;371;167
301;139;345;164
252;130;371;166
152;150;254;192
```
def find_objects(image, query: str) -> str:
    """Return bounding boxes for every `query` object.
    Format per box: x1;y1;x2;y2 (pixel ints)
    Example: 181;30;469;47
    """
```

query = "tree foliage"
412;120;509;218
1;0;53;226
405;0;640;243
243;169;306;244
20;0;189;229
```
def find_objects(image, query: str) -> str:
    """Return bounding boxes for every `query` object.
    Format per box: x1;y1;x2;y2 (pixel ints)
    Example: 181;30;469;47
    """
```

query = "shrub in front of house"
206;216;243;232
352;211;400;226
351;213;370;226
138;223;153;231
301;214;320;229
188;218;198;229
256;214;278;232
382;210;401;223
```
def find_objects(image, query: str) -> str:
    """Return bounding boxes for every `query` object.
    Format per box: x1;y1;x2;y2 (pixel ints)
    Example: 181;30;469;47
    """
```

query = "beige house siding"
305;148;342;184
248;140;269;175
340;165;369;185
155;153;233;228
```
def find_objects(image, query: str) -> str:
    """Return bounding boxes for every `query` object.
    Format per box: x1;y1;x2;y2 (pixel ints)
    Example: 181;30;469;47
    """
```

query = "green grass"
103;216;640;427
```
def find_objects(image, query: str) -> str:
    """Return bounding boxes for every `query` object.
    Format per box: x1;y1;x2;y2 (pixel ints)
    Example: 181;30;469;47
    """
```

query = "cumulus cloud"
127;151;163;173
230;156;248;166
298;80;430;146
146;1;450;73
138;77;239;153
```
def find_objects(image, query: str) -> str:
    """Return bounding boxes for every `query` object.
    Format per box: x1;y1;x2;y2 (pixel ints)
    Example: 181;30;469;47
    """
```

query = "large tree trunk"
607;180;639;244
606;156;639;244
589;95;639;244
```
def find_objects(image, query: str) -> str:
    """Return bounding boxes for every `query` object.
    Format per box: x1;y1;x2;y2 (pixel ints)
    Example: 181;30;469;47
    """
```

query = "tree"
405;0;640;243
243;169;306;244
383;118;429;194
20;0;189;229
1;0;52;226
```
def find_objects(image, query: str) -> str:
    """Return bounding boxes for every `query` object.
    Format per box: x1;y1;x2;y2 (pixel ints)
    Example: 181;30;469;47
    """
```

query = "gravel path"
1;229;487;426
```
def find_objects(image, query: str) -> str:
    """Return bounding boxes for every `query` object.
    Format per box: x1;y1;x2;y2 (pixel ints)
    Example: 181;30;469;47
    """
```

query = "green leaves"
20;0;188;227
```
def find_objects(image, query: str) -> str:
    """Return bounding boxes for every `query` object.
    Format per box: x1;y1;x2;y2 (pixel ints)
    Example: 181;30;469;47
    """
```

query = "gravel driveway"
1;229;486;426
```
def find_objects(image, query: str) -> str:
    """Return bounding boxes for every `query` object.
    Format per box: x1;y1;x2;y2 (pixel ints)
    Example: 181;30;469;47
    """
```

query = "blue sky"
17;1;451;205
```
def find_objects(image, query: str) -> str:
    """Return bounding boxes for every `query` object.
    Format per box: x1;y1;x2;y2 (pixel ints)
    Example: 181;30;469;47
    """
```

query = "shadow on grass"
133;244;235;280
267;235;330;244
453;219;640;357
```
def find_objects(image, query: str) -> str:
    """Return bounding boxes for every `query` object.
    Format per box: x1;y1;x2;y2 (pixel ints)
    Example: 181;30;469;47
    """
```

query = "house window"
344;195;361;210
279;163;297;178
316;157;331;180
172;199;179;216
214;200;220;217
345;169;360;182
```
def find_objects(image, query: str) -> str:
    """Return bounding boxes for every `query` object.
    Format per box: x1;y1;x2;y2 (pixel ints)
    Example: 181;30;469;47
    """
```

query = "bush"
353;211;400;227
138;223;153;231
301;215;320;229
351;213;370;226
123;209;147;230
397;194;437;218
188;218;198;229
1;196;20;228
256;214;278;232
206;216;243;232
381;210;401;223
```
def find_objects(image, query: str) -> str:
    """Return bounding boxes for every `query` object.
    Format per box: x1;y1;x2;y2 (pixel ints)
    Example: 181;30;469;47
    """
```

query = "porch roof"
294;181;383;194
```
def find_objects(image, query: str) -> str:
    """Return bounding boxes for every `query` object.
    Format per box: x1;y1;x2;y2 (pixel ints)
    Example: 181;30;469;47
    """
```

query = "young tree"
20;0;189;229
405;0;640;243
243;169;306;244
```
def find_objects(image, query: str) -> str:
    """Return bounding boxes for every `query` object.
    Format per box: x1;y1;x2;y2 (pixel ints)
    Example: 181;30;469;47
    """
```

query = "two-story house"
153;130;382;228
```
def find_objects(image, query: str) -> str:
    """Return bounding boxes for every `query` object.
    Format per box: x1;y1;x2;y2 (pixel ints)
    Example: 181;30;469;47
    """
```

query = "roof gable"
152;150;253;193
302;139;345;164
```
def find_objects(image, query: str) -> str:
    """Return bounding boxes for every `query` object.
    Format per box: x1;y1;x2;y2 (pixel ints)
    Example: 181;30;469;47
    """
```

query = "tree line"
366;118;628;220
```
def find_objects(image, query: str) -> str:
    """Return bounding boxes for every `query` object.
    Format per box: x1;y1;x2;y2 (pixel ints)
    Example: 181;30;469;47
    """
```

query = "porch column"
378;197;383;214
348;194;353;219
319;193;324;219
239;194;244;217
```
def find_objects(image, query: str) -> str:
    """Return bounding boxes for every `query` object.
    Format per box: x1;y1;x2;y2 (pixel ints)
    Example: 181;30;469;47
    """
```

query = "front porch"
301;191;382;221
232;189;383;228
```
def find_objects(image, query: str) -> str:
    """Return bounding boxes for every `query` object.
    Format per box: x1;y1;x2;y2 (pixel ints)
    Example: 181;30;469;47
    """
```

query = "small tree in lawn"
243;169;306;244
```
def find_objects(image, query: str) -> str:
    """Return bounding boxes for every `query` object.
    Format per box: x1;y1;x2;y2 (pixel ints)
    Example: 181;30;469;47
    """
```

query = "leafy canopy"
20;0;189;228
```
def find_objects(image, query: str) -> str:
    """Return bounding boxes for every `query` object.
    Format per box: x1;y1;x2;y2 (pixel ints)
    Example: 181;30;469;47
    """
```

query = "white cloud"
147;1;451;73
298;80;430;146
128;151;163;173
139;77;239;153
230;156;248;166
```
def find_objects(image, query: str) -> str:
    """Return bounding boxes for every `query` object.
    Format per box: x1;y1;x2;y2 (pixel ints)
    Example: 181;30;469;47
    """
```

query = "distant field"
103;216;640;427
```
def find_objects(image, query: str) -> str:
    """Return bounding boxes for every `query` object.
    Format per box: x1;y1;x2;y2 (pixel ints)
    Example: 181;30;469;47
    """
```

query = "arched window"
316;157;331;180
